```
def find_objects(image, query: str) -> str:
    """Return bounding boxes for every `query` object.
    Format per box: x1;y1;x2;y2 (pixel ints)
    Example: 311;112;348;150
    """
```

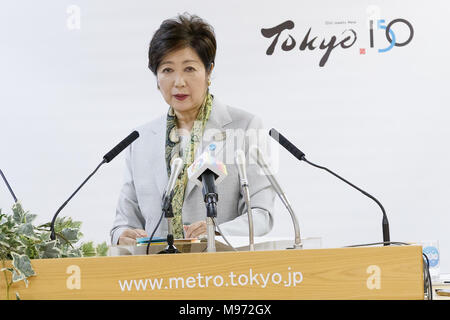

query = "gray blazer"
110;97;275;245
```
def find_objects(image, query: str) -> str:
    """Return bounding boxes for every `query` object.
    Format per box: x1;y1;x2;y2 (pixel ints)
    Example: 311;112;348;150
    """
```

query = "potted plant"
0;202;108;300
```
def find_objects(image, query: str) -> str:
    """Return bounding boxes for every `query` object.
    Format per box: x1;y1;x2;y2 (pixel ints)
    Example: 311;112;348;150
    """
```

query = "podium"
0;243;424;300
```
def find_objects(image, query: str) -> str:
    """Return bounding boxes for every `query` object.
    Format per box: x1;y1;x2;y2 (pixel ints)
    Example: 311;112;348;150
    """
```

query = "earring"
208;79;211;86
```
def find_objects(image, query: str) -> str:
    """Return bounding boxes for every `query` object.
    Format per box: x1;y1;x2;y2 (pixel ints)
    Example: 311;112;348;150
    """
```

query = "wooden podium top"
1;245;424;300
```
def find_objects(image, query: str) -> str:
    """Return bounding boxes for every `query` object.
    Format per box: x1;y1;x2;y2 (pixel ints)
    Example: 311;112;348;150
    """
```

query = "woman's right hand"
118;228;148;245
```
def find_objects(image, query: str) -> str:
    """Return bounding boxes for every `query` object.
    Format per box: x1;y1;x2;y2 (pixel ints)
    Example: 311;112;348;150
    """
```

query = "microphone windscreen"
269;128;305;161
103;131;139;163
187;145;227;187
166;158;183;193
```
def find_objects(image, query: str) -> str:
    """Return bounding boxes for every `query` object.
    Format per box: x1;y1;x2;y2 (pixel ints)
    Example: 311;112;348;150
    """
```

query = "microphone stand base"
287;243;303;250
158;233;181;254
158;245;181;254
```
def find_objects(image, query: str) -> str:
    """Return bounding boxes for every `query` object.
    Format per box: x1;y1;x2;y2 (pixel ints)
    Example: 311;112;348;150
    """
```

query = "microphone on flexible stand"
235;150;255;251
269;128;391;246
157;157;184;254
0;169;18;203
250;145;302;249
187;143;228;252
50;131;140;240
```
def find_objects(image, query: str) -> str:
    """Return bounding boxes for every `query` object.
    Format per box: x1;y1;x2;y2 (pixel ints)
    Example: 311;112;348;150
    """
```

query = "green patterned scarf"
165;92;213;239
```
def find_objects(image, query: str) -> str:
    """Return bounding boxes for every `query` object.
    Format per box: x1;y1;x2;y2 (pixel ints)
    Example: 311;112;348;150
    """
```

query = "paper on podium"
108;239;232;256
108;236;322;256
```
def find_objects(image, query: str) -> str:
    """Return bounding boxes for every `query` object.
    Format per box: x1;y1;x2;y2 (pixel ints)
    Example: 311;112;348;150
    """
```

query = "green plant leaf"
54;216;82;233
37;221;51;229
61;228;79;243
12;269;25;283
12;203;26;224
0;240;10;249
39;241;61;259
11;252;35;278
17;223;35;237
24;213;37;224
66;247;82;258
81;241;96;257
95;242;109;256
38;231;51;242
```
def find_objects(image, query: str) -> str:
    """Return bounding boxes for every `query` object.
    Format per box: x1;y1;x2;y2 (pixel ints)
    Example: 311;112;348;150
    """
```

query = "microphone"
187;144;228;211
103;131;140;163
269;128;390;245
0;169;18;203
157;157;184;255
187;144;228;189
50;131;140;240
187;145;227;216
161;158;183;212
187;143;227;252
235;150;255;251
250;145;302;249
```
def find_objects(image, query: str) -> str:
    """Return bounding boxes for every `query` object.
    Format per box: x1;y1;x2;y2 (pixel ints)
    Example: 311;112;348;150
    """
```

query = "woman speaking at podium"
111;13;275;245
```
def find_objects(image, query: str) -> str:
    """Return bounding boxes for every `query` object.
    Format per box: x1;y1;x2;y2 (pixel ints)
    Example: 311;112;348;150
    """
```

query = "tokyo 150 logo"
261;18;414;67
369;19;414;53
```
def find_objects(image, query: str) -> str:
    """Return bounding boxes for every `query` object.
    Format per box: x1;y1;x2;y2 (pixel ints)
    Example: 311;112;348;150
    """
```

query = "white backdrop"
1;1;449;272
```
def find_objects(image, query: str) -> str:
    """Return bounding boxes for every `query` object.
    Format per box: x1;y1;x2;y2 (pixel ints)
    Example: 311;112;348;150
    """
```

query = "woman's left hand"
184;220;207;238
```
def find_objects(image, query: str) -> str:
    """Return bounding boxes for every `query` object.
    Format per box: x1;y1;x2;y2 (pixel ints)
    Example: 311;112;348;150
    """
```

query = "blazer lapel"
151;117;169;200
183;97;232;202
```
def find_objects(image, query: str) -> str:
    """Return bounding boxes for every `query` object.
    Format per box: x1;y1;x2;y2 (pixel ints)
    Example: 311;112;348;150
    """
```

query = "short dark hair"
148;13;216;75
